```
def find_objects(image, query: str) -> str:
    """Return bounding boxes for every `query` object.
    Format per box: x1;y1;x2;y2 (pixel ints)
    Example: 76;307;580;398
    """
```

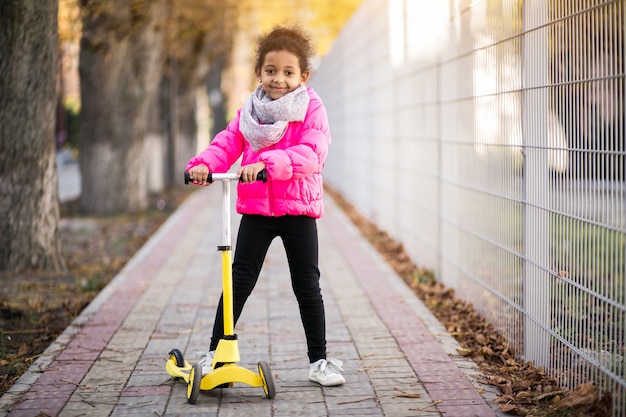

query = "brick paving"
0;185;503;417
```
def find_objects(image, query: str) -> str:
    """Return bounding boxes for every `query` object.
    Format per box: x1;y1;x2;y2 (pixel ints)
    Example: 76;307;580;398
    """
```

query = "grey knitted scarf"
239;85;310;152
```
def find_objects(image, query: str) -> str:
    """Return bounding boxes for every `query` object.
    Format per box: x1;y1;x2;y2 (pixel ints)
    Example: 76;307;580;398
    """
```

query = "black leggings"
209;214;326;363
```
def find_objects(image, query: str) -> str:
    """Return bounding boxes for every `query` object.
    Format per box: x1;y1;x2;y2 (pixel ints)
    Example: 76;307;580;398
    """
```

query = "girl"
186;25;344;387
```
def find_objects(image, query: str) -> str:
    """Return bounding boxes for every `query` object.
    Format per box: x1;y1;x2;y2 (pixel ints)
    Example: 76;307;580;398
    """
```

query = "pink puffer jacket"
186;86;330;218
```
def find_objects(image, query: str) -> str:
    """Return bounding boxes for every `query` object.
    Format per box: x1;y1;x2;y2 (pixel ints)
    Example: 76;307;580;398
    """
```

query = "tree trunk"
78;0;166;214
0;0;65;272
161;61;179;187
145;92;165;193
207;56;229;138
160;57;204;186
175;75;198;180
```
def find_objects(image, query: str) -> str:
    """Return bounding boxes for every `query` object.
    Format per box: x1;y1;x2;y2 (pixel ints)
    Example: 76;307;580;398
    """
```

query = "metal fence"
311;0;625;414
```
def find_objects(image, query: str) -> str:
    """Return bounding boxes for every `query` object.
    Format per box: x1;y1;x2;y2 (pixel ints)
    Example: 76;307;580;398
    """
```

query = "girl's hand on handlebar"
188;164;210;185
237;162;266;183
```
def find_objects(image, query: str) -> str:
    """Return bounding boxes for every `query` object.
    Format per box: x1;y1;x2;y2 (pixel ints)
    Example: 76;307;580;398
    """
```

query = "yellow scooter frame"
166;171;275;403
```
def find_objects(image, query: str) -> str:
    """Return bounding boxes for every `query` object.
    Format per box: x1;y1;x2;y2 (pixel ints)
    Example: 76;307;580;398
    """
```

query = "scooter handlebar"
184;170;267;184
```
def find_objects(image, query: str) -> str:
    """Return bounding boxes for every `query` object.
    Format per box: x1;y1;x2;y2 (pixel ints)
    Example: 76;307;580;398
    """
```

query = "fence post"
521;0;551;368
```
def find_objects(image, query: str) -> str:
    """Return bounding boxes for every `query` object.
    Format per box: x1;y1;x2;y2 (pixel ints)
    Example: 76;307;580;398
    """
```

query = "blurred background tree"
77;0;168;214
0;0;65;272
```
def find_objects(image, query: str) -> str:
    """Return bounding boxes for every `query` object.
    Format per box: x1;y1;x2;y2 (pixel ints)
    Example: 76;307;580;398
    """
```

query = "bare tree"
78;0;167;214
157;0;238;186
0;0;65;272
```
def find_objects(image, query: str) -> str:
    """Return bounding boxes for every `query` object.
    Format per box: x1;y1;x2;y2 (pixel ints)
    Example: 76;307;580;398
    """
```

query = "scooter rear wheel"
168;349;185;367
258;361;276;399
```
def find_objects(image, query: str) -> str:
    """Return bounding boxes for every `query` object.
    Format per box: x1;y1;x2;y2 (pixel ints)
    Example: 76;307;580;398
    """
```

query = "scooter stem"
219;179;235;337
220;179;232;249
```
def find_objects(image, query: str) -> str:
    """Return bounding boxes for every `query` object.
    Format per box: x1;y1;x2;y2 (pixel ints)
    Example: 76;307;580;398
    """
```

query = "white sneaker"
308;358;345;386
196;350;215;375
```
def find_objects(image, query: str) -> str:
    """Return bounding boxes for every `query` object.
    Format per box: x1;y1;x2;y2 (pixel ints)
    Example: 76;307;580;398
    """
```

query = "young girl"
186;25;344;387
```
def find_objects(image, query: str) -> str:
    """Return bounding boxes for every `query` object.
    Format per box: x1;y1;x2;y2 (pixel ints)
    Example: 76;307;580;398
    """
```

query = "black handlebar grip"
184;170;267;184
183;171;210;184
235;170;267;183
255;170;268;183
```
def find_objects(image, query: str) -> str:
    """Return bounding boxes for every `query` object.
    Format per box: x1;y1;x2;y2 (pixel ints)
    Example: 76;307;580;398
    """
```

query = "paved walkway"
1;184;503;417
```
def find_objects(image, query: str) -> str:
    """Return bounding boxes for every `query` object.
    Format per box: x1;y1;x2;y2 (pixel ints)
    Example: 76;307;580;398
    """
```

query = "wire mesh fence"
312;0;625;414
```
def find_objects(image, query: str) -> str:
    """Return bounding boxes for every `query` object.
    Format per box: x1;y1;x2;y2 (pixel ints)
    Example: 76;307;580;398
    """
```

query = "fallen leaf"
456;347;472;356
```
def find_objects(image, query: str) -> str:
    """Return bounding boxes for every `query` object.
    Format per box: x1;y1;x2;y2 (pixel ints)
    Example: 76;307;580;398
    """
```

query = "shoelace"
319;358;344;374
194;351;213;366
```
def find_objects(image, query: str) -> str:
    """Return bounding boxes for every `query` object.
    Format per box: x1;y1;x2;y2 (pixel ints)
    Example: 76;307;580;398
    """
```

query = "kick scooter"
165;170;276;403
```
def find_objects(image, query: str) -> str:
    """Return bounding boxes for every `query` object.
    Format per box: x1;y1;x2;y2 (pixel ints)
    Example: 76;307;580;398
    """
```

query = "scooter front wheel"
187;363;202;403
258;361;276;399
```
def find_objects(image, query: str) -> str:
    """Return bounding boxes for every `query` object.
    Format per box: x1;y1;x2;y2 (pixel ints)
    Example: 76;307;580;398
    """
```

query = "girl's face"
257;50;310;100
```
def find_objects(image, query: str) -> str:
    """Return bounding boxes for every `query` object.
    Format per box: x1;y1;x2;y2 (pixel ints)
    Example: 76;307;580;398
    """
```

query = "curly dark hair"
254;25;315;75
